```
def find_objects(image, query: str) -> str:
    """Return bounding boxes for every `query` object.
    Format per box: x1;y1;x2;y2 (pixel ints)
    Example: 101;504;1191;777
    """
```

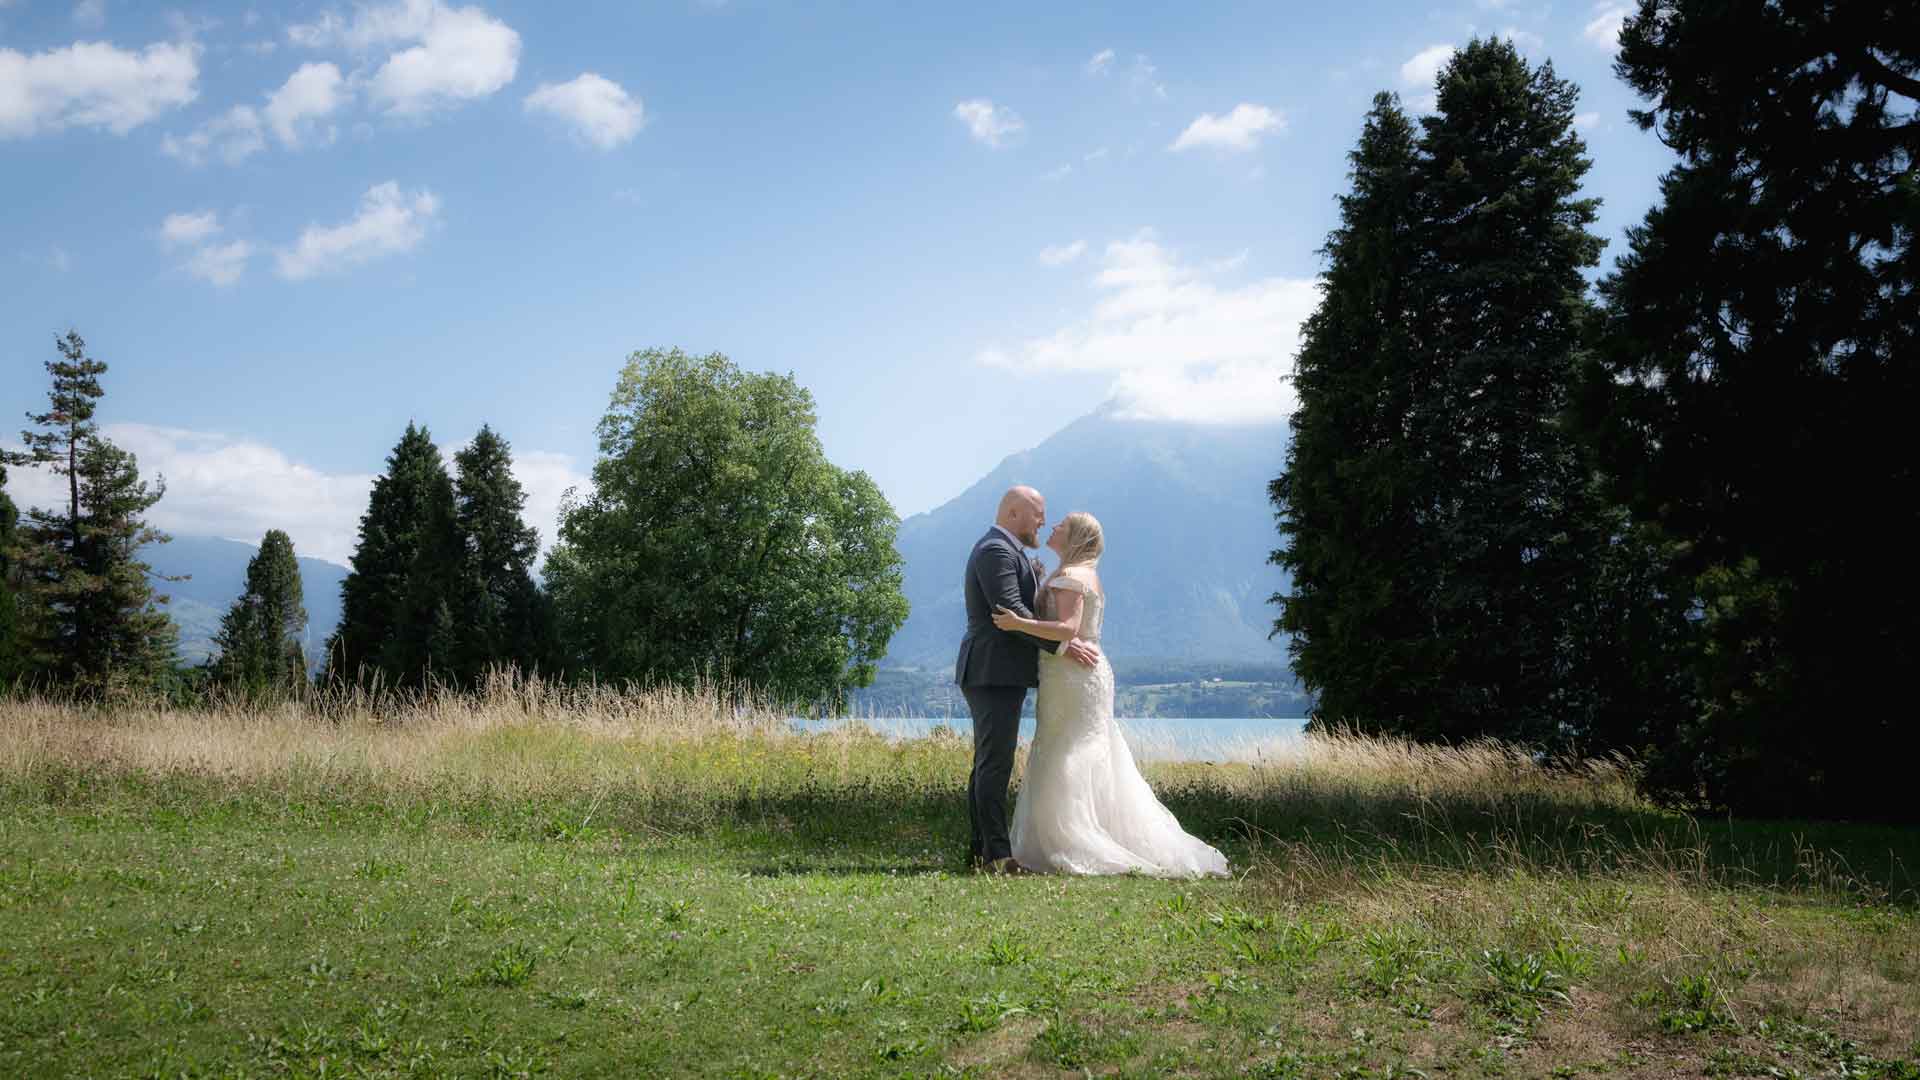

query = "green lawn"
1;690;1915;1078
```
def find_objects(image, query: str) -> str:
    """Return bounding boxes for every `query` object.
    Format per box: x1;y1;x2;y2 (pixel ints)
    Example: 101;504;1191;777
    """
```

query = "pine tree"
0;462;27;684
1577;1;1919;818
450;425;546;686
10;333;179;693
1271;93;1439;733
1402;38;1609;747
209;529;308;697
324;423;461;690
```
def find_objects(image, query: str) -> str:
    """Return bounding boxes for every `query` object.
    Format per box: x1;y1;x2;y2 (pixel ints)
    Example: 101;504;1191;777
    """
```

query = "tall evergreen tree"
324;423;461;690
1577;2;1919;818
1402;38;1609;747
1271;93;1439;733
9;332;179;693
449;425;546;686
0;461;27;684
209;529;308;696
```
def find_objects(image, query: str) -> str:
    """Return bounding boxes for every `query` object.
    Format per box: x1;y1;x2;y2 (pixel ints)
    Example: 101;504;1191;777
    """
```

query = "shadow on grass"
8;763;1916;903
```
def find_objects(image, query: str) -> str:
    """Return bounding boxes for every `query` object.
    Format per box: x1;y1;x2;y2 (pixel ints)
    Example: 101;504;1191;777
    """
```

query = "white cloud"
953;98;1022;147
977;230;1318;423
5;425;584;565
160;103;264;164
264;61;345;145
1038;240;1085;266
160;210;250;286
1169;103;1284;153
1084;146;1108;162
1574;110;1600;130
2;424;377;566
1584;2;1630;52
290;0;518;116
523;72;644;150
160;209;221;246
0;40;200;138
72;0;105;30
1502;27;1545;53
1085;48;1114;76
512;449;590;559
276;180;440;280
184;239;252;287
1400;44;1456;89
1041;162;1072;181
49;246;72;272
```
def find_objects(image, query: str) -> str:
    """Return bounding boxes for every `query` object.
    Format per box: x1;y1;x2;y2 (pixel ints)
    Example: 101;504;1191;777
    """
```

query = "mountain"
880;406;1296;675
143;535;350;668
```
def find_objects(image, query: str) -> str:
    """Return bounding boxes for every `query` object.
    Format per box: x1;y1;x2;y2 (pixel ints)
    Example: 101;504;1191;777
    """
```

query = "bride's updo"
1056;511;1104;569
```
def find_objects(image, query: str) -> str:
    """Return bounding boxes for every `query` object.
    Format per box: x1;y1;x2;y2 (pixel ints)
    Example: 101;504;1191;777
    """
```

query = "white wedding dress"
1011;566;1231;878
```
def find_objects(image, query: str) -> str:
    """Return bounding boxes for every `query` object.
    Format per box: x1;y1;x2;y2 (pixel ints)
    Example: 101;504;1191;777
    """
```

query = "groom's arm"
972;543;1066;654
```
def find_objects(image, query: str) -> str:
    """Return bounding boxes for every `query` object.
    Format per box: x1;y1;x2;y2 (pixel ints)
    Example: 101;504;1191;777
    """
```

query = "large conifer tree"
209;529;308;696
1271;93;1438;732
11;332;179;693
1577;2;1918;818
449;425;547;685
324;423;461;689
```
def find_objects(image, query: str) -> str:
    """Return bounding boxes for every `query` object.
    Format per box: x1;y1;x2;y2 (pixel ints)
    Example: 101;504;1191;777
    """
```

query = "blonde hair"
1055;510;1104;570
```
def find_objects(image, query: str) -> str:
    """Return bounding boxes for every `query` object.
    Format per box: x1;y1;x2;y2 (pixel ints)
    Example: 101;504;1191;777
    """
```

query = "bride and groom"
956;485;1230;878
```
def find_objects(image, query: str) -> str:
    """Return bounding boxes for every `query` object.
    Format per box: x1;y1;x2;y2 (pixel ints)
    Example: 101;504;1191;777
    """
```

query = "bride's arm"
992;586;1081;643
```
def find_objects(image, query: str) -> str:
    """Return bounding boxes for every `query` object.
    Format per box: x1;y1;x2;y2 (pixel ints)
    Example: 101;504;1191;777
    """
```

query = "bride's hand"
991;606;1024;632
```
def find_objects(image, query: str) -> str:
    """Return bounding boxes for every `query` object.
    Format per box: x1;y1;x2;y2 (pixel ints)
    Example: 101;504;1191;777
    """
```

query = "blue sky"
2;0;1672;565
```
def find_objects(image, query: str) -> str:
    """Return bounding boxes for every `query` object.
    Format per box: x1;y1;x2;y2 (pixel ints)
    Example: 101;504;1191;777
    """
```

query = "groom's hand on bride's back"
1063;639;1100;667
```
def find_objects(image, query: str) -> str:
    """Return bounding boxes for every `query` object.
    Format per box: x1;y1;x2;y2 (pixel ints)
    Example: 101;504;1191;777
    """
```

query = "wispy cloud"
276;181;440;280
1169;103;1284;153
977;229;1317;423
524;72;645;150
160;209;250;286
1584;2;1631;53
953;98;1022;148
1400;44;1455;112
1084;48;1114;76
1038;240;1086;266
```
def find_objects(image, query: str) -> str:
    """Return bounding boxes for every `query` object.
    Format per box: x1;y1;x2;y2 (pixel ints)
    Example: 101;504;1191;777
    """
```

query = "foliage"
1274;42;1692;753
448;424;550;686
7;333;178;695
323;423;462;690
545;348;908;710
1575;1;1920;818
208;529;309;697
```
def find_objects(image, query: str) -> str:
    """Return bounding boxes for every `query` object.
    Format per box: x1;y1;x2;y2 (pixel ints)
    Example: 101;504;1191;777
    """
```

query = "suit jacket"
955;527;1056;688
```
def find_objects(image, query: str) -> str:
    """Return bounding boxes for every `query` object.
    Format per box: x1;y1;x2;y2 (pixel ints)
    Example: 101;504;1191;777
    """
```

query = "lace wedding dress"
1010;566;1231;878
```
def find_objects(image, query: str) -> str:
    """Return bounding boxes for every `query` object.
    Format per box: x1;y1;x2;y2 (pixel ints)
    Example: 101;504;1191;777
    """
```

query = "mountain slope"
883;406;1294;672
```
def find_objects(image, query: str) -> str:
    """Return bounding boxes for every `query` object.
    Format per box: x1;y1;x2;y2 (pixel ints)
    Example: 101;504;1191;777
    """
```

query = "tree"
7;332;179;694
545;348;909;709
1273;41;1694;753
323;423;461;690
1271;93;1440;733
0;461;27;684
209;529;309;697
449;425;547;686
1576;1;1919;818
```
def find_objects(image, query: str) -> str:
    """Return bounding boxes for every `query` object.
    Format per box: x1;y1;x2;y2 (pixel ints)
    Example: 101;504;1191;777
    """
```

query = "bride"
991;511;1231;878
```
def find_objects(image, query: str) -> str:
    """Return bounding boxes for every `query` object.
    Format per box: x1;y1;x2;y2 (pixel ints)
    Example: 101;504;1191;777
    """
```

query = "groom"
956;485;1100;873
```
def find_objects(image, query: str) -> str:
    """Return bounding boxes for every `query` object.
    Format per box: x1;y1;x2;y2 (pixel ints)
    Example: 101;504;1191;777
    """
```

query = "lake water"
790;716;1310;763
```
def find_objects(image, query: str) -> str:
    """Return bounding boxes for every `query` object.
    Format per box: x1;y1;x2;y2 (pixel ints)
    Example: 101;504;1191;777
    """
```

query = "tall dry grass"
1;674;1909;900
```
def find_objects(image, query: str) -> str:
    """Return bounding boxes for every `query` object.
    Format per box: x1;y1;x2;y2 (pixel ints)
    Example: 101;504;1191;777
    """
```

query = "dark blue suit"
955;527;1055;863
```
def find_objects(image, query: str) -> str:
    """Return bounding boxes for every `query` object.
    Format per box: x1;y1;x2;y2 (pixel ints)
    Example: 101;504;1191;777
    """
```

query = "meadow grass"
1;678;1915;1078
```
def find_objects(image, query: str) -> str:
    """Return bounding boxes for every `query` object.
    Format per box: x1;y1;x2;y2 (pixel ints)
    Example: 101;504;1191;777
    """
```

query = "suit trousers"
963;684;1028;862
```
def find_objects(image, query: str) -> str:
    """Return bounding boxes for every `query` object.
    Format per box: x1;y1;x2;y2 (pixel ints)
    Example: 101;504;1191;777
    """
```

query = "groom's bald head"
996;485;1045;548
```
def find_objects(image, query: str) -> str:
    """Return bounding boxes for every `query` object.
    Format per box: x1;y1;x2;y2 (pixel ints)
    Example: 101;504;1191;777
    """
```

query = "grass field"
2;680;1915;1078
